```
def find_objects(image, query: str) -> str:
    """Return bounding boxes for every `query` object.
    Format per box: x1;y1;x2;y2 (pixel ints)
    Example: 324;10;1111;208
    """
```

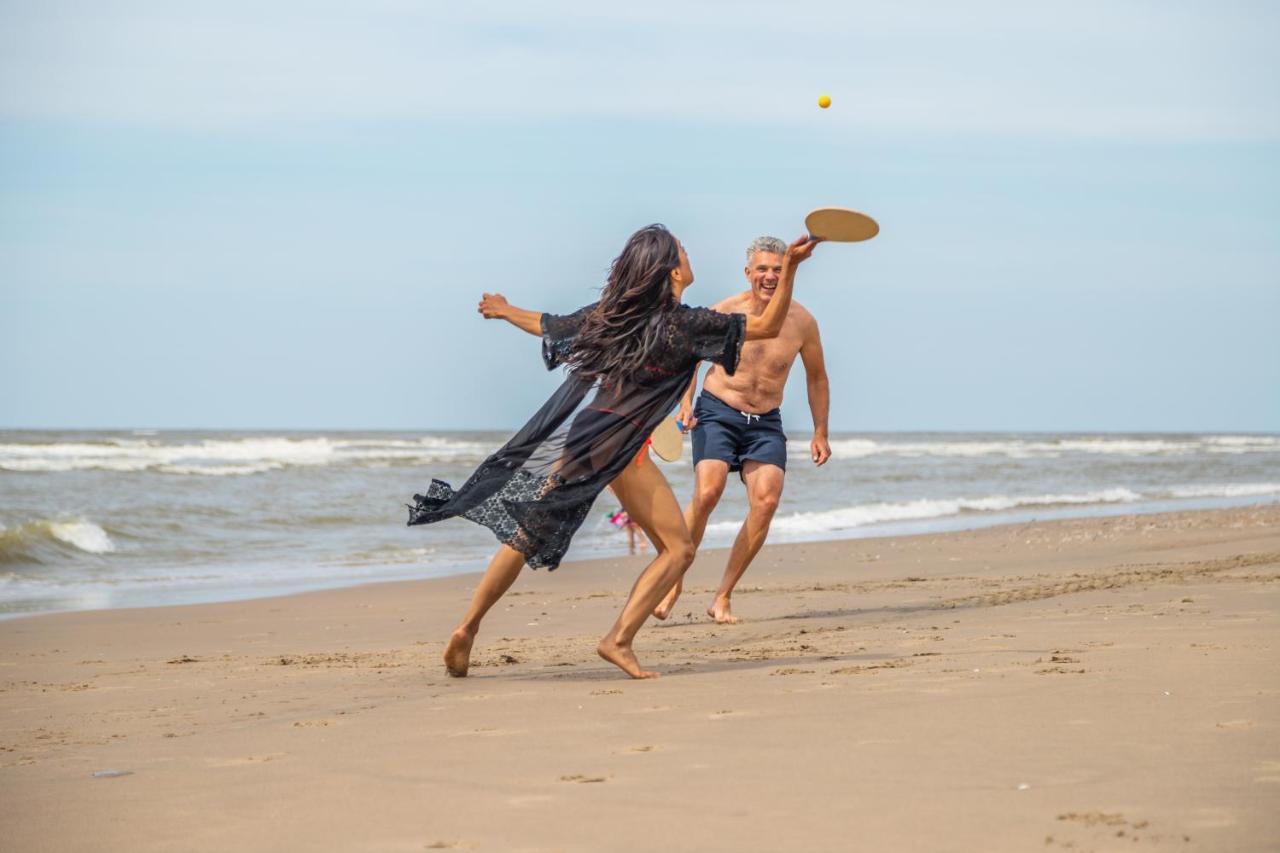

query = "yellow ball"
817;94;831;109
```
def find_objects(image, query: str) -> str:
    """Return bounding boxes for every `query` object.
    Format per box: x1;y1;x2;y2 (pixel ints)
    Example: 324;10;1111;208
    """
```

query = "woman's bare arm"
478;293;543;336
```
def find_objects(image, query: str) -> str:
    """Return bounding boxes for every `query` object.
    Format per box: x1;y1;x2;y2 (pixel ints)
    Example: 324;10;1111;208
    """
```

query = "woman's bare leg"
597;455;695;678
443;544;525;677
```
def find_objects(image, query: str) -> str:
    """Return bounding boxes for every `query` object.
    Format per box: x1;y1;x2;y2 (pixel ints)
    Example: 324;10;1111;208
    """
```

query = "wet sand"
2;506;1277;852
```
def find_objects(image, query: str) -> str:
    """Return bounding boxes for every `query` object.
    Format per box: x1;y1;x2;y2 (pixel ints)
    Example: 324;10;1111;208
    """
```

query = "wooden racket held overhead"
804;207;880;242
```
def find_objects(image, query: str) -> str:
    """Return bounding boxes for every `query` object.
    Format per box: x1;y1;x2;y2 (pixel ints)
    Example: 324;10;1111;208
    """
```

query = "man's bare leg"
653;459;730;619
444;544;526;676
601;456;696;677
708;460;784;624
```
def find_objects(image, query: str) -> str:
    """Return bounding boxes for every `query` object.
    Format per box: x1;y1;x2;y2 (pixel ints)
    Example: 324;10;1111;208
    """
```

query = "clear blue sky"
2;1;1277;432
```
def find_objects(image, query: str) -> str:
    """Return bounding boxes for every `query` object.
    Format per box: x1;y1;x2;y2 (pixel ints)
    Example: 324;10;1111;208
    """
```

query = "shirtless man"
655;235;831;623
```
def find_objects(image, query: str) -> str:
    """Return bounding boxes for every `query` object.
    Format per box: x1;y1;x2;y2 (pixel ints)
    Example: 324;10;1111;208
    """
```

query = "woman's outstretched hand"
478;293;510;319
785;234;822;266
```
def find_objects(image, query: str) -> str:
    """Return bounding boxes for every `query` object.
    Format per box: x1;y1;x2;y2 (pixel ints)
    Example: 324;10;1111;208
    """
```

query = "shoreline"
5;493;1277;621
2;504;1276;851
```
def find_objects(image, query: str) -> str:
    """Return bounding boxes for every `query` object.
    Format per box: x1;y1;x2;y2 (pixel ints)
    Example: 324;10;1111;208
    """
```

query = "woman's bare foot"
443;628;476;677
597;637;660;679
653;580;683;620
706;598;740;624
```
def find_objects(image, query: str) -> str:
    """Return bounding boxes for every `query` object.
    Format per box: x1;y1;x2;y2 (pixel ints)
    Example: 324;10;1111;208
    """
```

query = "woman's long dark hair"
566;224;681;385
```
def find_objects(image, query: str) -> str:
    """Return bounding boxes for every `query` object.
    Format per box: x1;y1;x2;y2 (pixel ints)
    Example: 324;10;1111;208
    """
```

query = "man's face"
745;251;784;302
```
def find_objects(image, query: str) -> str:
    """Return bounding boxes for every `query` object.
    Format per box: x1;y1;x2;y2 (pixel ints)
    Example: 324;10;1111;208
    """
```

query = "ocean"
2;430;1277;617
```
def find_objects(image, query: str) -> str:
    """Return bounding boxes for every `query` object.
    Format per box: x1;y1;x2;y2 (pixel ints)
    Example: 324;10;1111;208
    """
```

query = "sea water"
2;430;1277;616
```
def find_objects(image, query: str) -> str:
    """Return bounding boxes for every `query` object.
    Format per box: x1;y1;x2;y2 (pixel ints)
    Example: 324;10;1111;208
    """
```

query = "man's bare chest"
736;328;804;378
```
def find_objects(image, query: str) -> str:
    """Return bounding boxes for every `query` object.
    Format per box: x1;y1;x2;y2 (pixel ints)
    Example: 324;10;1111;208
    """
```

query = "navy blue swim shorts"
690;390;787;473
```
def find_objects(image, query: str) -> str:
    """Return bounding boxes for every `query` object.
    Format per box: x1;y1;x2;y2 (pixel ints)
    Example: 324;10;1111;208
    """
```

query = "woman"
408;224;819;678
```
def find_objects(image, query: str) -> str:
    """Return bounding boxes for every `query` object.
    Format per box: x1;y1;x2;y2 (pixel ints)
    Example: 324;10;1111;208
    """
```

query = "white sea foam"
330;546;436;566
703;488;1143;536
0;435;495;475
4;433;1276;475
1167;482;1280;499
814;438;881;458
156;463;285;476
0;518;117;562
799;435;1280;460
48;521;116;554
1203;436;1280;453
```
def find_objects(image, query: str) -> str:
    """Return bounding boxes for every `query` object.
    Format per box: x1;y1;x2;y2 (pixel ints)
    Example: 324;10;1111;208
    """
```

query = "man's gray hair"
746;236;787;263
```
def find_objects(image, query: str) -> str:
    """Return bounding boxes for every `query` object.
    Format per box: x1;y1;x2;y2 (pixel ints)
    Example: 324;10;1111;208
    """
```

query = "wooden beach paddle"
805;207;880;242
649;417;683;462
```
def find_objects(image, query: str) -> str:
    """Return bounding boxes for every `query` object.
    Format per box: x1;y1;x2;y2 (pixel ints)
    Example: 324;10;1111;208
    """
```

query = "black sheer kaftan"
407;302;746;569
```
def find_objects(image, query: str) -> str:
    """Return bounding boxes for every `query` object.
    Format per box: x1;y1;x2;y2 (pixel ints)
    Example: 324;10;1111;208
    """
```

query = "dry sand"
2;506;1277;852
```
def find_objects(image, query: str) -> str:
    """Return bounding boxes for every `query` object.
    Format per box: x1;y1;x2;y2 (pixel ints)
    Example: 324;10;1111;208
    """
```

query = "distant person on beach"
608;508;648;554
654;236;831;624
408;225;820;678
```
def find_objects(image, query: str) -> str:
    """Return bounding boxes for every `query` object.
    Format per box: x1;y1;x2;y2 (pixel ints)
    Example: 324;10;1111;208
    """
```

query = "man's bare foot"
653;580;683;620
706;598;741;624
443;628;476;677
597;637;660;679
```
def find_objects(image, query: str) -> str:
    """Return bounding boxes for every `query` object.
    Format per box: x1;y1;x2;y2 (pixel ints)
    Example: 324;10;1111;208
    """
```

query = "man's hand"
677;400;697;433
785;234;822;267
478;293;510;319
810;434;831;466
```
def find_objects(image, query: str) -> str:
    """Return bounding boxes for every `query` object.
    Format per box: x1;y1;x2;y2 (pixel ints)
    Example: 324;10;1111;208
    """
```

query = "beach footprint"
708;709;761;720
1214;719;1255;731
507;794;555;807
1252;759;1280;783
206;752;287;767
770;667;816;676
448;727;522;738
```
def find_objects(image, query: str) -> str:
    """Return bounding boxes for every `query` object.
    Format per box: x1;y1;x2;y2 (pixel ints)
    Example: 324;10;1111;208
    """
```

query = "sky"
2;1;1277;432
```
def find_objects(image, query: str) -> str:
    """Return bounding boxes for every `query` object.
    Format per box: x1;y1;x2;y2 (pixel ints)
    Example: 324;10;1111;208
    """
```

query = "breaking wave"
1167;482;1280;499
703;480;1279;538
704;488;1144;536
4;433;1276;475
0;435;495;475
806;435;1280;460
0;518;116;565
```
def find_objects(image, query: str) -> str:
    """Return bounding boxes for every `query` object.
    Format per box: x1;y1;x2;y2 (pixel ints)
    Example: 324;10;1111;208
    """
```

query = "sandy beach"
1;505;1276;852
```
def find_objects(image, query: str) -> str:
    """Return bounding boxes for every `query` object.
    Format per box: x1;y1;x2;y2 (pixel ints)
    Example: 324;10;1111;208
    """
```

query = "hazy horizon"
4;3;1277;433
